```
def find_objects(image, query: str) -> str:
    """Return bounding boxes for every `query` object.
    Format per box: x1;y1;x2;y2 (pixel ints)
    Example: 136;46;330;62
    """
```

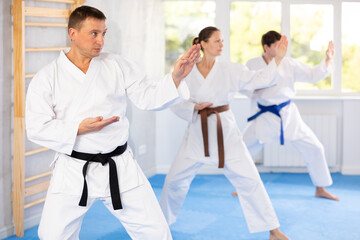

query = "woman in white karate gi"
160;26;290;240
25;6;201;240
234;30;338;201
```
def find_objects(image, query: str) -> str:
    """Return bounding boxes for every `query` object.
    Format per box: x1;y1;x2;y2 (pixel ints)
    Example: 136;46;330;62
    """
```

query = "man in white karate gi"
235;30;338;201
25;5;200;240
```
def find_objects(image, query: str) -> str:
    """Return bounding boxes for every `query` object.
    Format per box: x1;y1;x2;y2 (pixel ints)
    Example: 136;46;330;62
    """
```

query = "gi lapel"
61;53;101;119
194;60;219;101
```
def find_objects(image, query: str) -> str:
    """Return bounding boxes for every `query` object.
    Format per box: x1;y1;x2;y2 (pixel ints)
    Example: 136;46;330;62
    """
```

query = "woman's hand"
172;44;201;87
194;102;213;110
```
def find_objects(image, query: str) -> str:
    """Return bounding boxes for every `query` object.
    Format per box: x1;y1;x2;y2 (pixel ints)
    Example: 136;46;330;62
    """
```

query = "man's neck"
262;52;274;65
66;48;92;74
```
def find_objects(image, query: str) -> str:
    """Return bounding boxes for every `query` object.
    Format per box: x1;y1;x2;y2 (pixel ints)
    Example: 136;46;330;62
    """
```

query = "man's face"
265;40;279;58
69;17;107;58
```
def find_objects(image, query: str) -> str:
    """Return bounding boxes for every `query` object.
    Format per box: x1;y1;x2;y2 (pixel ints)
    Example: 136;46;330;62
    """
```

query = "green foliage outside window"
342;45;360;92
230;2;281;64
164;2;215;73
165;1;360;92
290;5;333;90
342;2;360;92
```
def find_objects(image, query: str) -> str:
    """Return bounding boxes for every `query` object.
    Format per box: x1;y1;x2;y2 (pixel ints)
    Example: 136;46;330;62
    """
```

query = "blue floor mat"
4;173;360;240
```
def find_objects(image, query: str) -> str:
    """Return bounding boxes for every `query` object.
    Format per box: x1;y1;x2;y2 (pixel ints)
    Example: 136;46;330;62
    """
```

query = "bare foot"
232;191;238;197
315;187;339;201
270;228;290;240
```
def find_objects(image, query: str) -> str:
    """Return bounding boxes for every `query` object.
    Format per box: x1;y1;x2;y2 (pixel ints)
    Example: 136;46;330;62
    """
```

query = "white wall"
342;99;360;174
0;0;13;238
85;0;164;177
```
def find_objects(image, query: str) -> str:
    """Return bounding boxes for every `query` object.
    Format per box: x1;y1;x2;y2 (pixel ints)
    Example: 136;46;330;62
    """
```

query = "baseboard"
156;163;311;175
156;164;223;175
0;224;13;240
0;214;41;239
155;164;169;174
256;165;309;173
143;166;157;178
341;166;360;175
156;164;343;175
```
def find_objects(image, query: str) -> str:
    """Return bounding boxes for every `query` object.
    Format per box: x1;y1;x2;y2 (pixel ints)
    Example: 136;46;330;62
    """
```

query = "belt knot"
94;154;108;166
198;104;230;168
69;143;127;210
248;100;291;145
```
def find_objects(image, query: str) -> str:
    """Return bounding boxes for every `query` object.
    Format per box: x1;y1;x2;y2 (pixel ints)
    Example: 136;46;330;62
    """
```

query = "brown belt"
198;104;230;168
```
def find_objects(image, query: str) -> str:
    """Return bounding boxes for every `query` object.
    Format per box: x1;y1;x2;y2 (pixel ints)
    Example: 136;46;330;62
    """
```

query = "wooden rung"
25;47;70;52
25;171;52;183
25;22;68;27
24;198;46;209
25;179;50;197
24;6;71;18
26;0;75;3
25;147;50;156
25;73;36;79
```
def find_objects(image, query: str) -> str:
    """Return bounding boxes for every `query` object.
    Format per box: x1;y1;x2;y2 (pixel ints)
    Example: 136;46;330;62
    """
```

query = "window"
164;0;360;94
342;2;360;92
164;1;215;72
290;4;333;90
230;1;281;63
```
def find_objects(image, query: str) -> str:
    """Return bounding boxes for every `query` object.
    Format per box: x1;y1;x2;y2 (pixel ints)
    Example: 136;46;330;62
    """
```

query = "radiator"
263;115;337;167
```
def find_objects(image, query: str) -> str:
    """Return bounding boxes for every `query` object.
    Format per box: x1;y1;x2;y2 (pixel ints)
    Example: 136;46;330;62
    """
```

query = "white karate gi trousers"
160;141;280;233
243;120;333;187
38;167;172;240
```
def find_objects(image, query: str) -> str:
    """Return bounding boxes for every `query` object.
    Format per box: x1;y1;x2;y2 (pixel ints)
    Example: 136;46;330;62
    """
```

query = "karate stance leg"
38;187;96;240
105;167;172;240
160;154;203;225
291;123;338;200
242;122;264;158
223;143;280;233
232;122;264;197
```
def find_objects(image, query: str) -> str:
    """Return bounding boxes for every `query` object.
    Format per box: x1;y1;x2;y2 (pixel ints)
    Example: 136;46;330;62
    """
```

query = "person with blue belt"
232;30;339;201
160;26;290;240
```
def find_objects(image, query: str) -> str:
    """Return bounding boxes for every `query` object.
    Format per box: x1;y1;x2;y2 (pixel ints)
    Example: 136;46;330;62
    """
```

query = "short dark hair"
192;26;220;51
68;5;106;31
261;30;281;52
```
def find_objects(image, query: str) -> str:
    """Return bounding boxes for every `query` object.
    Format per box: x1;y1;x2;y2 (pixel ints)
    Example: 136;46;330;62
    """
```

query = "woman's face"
201;31;224;57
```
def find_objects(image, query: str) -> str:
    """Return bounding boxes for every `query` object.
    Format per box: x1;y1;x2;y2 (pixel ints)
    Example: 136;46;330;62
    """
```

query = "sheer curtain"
85;0;165;174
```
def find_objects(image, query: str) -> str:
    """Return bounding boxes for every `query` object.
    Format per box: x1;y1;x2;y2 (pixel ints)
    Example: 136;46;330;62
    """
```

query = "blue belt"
247;100;291;145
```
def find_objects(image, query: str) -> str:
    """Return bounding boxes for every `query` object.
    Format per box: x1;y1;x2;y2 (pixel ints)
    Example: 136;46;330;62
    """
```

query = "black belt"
70;142;127;210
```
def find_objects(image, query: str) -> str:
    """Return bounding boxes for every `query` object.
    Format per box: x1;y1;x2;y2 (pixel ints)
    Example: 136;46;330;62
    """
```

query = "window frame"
164;0;360;96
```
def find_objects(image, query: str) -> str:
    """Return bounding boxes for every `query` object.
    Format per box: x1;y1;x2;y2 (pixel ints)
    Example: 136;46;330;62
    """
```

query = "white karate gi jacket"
26;50;189;198
245;55;333;143
171;59;278;164
160;59;282;232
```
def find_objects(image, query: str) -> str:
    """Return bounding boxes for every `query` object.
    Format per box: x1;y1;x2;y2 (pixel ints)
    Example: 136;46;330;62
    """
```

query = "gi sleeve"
229;60;278;96
170;100;197;123
116;56;190;110
26;70;79;155
291;58;333;83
